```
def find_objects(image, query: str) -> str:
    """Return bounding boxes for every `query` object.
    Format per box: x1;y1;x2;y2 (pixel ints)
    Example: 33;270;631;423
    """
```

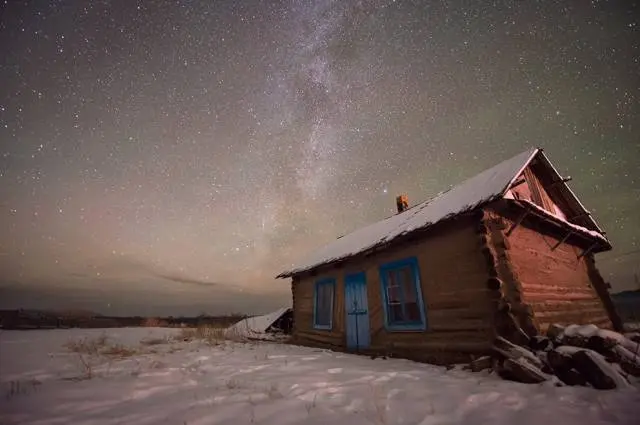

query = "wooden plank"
428;307;492;321
528;301;605;314
382;340;492;352
501;218;612;330
373;328;491;344
534;310;611;323
296;333;343;347
427;321;492;332
523;292;601;303
519;282;596;293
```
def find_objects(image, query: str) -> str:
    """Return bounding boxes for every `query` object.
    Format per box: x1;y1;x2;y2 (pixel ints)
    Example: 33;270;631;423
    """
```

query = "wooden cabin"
276;148;623;365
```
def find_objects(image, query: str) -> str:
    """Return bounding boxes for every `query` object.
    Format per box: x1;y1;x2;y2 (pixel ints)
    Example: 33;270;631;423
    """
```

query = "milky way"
0;1;638;315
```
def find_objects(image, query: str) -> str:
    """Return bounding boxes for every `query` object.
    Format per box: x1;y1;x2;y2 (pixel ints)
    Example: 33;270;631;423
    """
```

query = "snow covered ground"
1;328;639;425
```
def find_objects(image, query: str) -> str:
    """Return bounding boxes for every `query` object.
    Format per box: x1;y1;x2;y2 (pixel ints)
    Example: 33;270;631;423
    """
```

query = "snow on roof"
277;148;540;278
226;307;291;338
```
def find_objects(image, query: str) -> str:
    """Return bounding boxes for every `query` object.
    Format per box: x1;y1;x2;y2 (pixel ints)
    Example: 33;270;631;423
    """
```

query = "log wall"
291;214;495;364
485;209;615;332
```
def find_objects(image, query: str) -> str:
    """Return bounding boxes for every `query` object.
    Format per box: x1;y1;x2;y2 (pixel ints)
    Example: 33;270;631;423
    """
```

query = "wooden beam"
506;206;531;237
577;242;599;259
569;211;591;221
551;230;573;251
510;178;526;189
550;176;573;187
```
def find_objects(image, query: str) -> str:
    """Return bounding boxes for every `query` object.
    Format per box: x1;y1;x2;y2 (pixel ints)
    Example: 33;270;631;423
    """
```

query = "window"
313;278;335;330
379;257;427;331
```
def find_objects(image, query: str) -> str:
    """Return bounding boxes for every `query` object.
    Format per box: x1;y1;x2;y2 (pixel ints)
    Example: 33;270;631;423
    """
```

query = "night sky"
1;1;638;316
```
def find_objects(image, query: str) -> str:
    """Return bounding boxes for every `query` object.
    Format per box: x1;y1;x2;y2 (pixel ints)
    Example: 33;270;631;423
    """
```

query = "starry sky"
0;0;638;316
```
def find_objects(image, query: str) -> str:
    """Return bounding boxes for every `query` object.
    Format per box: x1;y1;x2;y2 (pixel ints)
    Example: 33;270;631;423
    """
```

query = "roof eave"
507;198;612;252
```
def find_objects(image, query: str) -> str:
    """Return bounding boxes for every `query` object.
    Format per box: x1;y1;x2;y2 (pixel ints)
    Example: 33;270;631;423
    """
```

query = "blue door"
345;272;370;351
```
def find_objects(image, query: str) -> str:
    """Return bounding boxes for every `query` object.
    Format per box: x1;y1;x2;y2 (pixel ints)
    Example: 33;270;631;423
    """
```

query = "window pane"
389;303;404;323
315;283;333;327
387;284;402;303
387;270;397;287
405;302;421;321
398;267;417;303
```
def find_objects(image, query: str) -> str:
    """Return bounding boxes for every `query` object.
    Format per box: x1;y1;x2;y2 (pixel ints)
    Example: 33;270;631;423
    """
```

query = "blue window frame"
379;257;427;331
313;278;335;330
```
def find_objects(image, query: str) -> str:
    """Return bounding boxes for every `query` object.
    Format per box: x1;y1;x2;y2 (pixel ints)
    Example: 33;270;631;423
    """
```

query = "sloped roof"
277;147;606;278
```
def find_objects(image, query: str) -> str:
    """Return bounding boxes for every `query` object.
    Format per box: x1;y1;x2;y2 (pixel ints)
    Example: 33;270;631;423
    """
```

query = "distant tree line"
0;309;247;330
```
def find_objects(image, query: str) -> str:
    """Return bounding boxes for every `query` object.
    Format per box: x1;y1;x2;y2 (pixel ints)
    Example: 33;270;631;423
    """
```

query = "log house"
276;148;622;364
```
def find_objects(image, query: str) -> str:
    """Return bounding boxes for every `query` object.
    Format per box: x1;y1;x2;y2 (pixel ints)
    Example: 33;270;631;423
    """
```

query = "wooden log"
426;321;492;332
547;347;573;372
497;298;512;312
517;282;600;294
611;345;640;377
571;350;628;390
522;292;603;303
374;329;489;344
585;334;619;355
533;309;611;322
465;355;493;372
492;336;544;369
625;333;640;343
426;306;492;320
494;311;530;346
296;332;342;347
486;277;502;291
546;323;565;342
382;340;492;353
501;357;550;384
529;335;553;352
555;368;588;386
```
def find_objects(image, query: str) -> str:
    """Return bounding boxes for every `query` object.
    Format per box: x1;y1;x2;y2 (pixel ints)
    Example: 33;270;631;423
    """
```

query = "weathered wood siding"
292;272;345;348
490;210;614;331
292;215;495;364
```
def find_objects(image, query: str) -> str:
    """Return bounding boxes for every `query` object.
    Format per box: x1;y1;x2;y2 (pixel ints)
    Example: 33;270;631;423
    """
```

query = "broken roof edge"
535;150;605;234
505;198;612;251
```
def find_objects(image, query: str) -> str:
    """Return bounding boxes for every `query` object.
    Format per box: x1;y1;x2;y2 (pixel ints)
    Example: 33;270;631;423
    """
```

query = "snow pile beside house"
466;323;640;390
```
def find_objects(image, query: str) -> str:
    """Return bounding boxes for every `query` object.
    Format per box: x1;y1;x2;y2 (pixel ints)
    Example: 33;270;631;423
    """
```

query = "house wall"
504;165;567;219
484;208;615;332
291;215;496;364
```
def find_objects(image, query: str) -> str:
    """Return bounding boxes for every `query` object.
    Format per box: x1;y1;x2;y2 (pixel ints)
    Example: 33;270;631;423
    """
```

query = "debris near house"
225;307;292;341
464;324;640;390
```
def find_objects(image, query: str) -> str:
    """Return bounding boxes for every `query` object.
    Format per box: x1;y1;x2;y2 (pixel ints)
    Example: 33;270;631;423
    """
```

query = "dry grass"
177;324;248;345
101;344;138;358
63;333;109;356
4;379;42;400
142;317;169;327
140;336;172;346
63;333;142;380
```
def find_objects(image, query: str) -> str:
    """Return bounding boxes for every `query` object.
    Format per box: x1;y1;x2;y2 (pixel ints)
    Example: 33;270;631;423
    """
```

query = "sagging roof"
277;147;608;278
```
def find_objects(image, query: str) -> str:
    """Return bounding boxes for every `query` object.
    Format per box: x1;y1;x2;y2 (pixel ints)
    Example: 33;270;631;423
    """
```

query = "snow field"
1;327;639;425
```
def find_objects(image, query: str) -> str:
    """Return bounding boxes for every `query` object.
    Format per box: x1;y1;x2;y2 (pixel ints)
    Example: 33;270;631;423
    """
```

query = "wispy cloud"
70;255;227;288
